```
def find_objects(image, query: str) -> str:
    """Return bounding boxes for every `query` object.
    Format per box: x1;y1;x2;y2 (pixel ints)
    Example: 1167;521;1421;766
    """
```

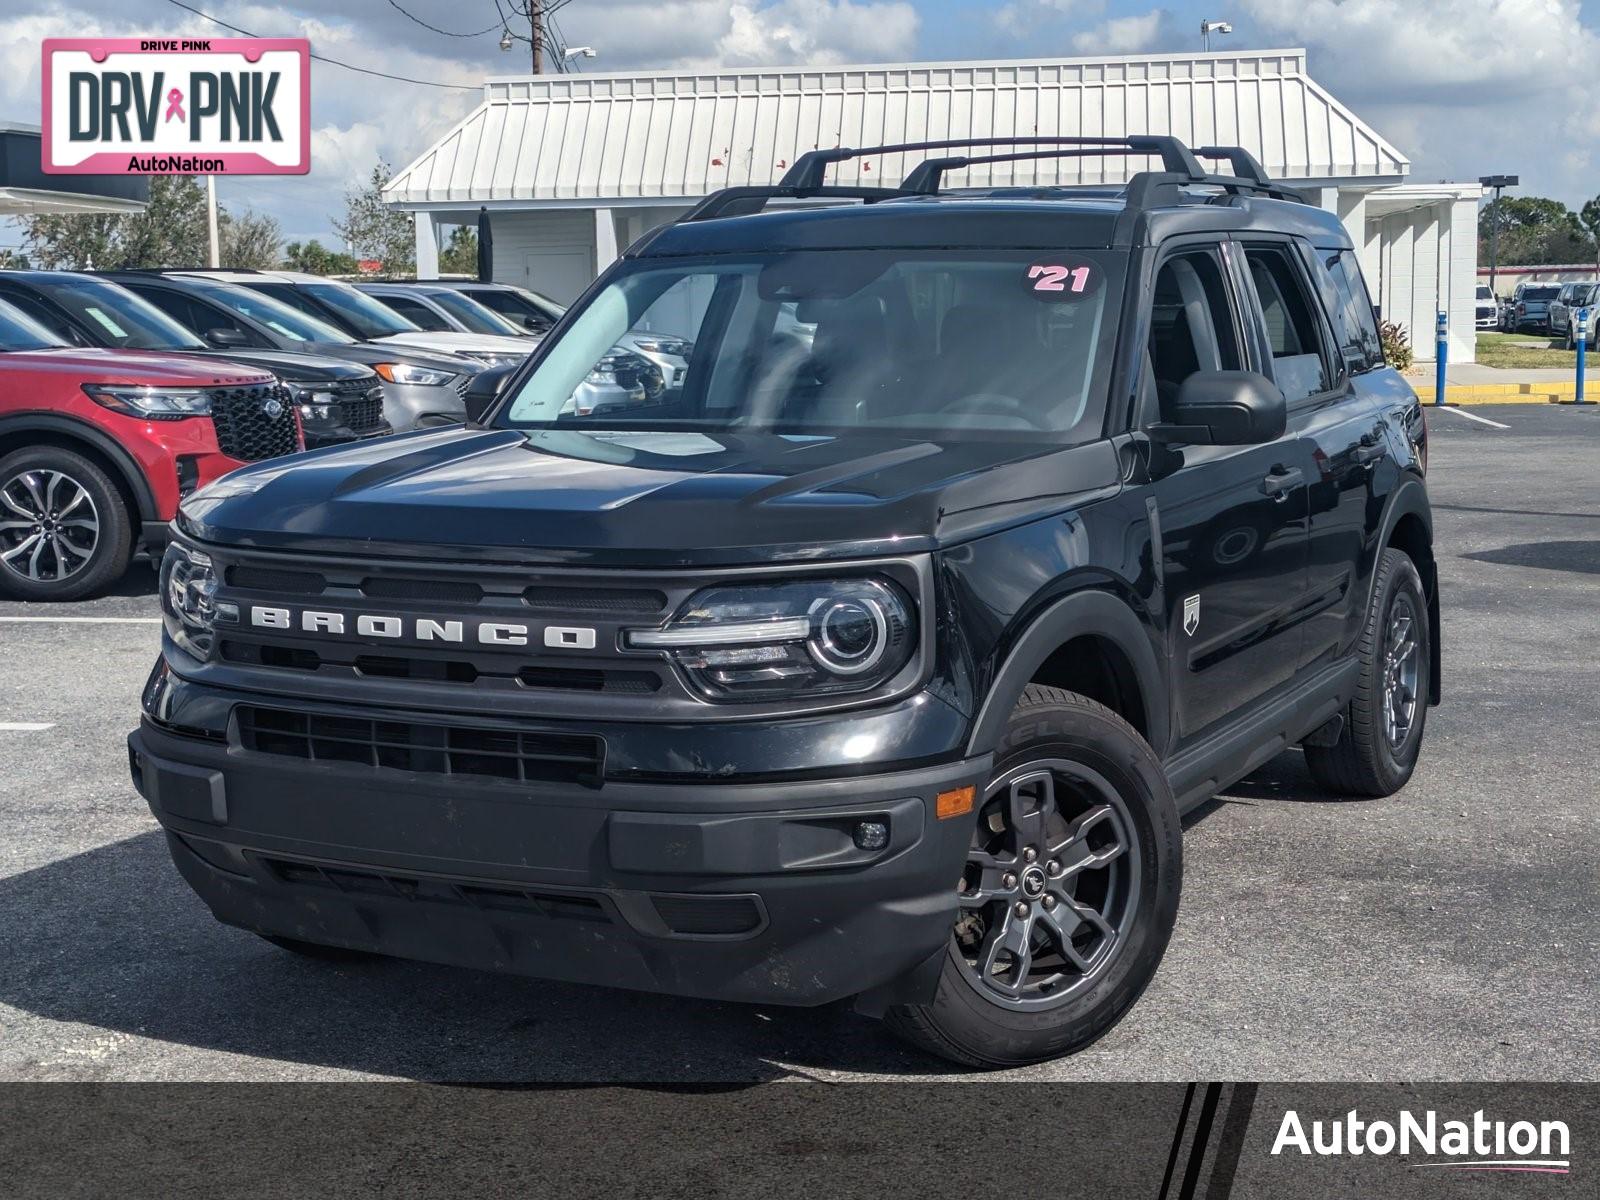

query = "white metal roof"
384;49;1409;210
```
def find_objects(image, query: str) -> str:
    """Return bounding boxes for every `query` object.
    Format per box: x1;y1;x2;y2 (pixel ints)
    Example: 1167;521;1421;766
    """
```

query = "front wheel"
885;686;1181;1068
1304;548;1431;797
0;446;133;601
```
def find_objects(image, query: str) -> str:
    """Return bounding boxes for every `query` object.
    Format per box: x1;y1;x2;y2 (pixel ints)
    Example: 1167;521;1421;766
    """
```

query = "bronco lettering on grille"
246;606;594;650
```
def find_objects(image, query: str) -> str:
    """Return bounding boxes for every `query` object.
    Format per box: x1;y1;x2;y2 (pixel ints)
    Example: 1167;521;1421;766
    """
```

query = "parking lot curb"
1414;382;1581;405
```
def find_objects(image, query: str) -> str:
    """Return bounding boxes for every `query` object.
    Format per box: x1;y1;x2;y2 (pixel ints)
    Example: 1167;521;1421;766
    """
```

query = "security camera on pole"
1201;19;1233;51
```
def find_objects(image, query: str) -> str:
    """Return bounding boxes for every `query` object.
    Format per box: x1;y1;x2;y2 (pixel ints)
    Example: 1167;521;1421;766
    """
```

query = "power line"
164;0;479;90
384;1;502;39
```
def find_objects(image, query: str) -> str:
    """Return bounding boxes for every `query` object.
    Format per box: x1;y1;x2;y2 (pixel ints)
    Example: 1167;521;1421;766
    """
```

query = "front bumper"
376;381;467;432
129;715;988;1008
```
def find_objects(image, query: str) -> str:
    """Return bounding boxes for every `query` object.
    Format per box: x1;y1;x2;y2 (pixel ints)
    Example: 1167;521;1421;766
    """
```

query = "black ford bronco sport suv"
129;137;1438;1068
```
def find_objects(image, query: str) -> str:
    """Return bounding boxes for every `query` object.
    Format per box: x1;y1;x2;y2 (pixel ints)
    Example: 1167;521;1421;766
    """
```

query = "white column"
593;207;620;273
414;212;440;280
1446;196;1480;364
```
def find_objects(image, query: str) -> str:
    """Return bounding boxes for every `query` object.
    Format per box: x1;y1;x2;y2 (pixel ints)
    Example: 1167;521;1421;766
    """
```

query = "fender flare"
964;589;1170;758
0;412;158;524
1371;475;1440;703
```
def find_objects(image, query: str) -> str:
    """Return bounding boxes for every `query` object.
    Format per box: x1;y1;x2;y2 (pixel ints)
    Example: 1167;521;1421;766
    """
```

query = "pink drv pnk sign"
42;37;309;175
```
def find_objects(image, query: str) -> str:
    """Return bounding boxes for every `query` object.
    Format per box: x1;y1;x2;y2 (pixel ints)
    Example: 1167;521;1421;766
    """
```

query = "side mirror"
463;364;514;422
521;316;547;334
1150;370;1287;446
204;327;250;348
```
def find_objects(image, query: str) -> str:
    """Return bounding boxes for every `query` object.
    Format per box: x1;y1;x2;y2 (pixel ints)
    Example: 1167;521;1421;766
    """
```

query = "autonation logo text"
1273;1108;1571;1174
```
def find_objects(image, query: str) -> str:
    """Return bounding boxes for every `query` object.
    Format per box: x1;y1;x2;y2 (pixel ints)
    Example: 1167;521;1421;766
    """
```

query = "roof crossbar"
671;137;1307;229
780;135;1206;190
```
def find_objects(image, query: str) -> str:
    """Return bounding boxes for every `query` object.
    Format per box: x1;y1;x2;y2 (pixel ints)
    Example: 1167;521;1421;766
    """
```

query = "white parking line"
0;616;160;624
1433;406;1510;429
0;723;55;732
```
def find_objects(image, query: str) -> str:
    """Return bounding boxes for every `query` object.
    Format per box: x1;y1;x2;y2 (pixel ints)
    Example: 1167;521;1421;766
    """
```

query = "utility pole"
530;0;544;74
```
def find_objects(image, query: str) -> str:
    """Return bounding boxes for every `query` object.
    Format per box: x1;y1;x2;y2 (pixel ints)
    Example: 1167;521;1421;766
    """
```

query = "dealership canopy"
385;49;1483;362
0;123;148;215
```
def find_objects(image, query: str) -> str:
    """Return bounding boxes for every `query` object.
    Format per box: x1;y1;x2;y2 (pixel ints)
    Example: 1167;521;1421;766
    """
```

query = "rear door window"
1306;247;1383;375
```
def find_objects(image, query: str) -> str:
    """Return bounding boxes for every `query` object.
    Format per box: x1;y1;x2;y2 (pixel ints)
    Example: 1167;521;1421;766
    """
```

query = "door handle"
1259;466;1304;500
1352;439;1387;466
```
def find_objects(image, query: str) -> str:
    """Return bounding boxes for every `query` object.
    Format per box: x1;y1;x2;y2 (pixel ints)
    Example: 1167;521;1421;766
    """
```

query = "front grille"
210;384;298;461
236;705;604;785
361;577;484;603
218;639;661;693
258;856;611;923
332;381;387;433
523;586;667;615
227;565;327;593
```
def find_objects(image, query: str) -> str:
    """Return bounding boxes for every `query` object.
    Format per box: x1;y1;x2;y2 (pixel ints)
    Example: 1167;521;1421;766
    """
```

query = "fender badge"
1183;594;1201;637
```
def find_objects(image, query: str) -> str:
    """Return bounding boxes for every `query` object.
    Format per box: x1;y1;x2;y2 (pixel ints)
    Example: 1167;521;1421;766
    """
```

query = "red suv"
0;296;299;601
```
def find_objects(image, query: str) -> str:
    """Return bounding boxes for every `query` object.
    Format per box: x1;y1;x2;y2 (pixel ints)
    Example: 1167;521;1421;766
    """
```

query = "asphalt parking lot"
1;403;1597;1082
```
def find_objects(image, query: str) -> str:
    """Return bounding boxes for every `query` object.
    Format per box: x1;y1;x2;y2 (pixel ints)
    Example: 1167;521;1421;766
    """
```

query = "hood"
178;426;1122;566
191;348;376;384
309;342;483;375
372;331;534;356
2;347;271;387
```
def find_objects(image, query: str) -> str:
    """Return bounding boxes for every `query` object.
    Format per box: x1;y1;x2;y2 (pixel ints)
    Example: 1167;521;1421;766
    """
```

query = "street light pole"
1479;174;1519;294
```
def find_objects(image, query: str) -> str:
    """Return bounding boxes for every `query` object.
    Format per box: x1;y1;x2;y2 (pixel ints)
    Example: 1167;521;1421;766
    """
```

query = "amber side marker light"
936;786;975;820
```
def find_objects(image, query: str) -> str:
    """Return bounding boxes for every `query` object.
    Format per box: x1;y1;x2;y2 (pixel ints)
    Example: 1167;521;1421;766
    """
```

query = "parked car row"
0;267;541;600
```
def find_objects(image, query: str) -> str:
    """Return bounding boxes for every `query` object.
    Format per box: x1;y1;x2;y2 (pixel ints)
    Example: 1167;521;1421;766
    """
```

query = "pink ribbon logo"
164;88;185;123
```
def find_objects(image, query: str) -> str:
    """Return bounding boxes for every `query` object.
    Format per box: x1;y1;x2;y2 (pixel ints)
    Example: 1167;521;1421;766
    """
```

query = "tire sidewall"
1370;552;1430;786
928;697;1182;1062
0;447;132;602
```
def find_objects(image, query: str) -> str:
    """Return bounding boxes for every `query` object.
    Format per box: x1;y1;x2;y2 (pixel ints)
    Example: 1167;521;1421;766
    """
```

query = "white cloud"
1240;0;1600;204
1072;11;1166;54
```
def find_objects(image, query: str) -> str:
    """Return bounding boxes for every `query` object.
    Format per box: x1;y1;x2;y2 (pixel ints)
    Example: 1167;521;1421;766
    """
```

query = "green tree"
19;175;211;269
218;208;283;269
332;162;415;276
284;239;361;275
438;225;479;276
1479;195;1596;266
1580;195;1600;276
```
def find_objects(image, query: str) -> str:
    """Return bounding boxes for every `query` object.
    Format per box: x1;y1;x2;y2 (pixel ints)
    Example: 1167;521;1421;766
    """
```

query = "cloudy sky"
5;0;1600;248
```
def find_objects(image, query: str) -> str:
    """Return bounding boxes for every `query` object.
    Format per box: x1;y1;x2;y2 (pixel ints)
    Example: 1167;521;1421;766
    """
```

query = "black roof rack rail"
1192;146;1306;202
680;184;909;223
781;135;1205;190
672;136;1307;229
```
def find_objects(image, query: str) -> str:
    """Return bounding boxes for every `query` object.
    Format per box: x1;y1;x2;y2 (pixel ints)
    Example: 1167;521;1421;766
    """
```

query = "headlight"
587;352;665;398
290;386;341;424
630;336;694;357
83;384;211;420
159;543;234;659
458;350;526;367
374;362;456;386
625;578;915;701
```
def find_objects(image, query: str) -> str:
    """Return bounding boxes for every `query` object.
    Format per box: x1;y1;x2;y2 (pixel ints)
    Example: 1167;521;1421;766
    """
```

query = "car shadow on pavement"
0;829;959;1081
1462;539;1600;576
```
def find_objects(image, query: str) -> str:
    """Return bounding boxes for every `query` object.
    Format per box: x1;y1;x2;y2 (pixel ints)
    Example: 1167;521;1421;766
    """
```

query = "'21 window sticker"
1024;258;1102;301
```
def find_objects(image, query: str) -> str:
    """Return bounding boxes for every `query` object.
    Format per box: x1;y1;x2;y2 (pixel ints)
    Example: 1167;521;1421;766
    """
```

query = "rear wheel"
1304;548;1431;797
886;686;1181;1068
0;447;133;602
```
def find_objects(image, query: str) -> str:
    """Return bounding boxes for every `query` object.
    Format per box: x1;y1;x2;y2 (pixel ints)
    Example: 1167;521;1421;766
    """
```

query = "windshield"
0;297;64;351
204;284;353;343
1476;286;1493;300
33;278;206;349
428;290;526;336
474;286;566;327
498;249;1124;440
1525;286;1560;300
300;282;419;337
